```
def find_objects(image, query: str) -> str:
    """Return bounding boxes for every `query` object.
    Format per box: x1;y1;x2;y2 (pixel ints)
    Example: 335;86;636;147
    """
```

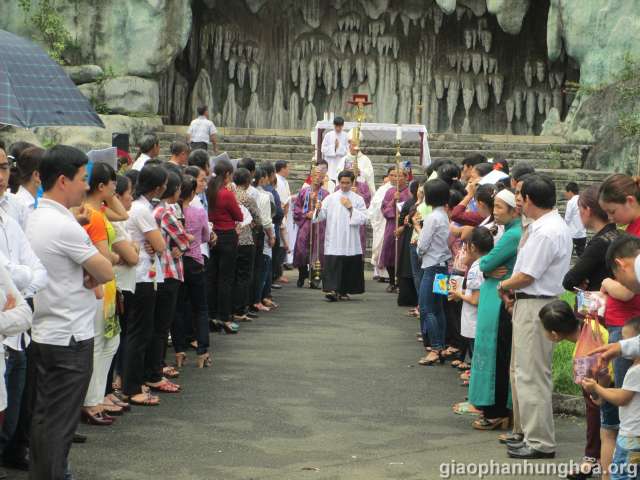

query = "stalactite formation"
159;0;578;134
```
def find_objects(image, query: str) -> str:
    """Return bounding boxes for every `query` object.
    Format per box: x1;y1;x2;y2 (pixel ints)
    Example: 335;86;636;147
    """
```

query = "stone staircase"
158;126;594;194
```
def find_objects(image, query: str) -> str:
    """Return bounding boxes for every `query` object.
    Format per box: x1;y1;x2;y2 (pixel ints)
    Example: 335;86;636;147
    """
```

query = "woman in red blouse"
599;174;640;236
207;159;243;333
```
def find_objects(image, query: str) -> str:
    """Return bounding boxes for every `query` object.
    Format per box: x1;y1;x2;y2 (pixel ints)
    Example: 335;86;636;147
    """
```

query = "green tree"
18;0;72;64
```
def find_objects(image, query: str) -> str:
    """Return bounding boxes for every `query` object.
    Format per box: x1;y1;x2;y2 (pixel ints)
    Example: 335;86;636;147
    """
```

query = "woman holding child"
464;189;521;429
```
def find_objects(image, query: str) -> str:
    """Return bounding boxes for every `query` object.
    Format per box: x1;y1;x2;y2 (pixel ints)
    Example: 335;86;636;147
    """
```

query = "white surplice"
368;182;393;267
337;152;376;194
321;130;349;182
314;190;368;256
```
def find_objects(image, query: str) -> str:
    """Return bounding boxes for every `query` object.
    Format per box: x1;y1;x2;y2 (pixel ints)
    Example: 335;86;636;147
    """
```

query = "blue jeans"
419;265;447;350
611;435;640;480
409;245;423;295
601;326;633;430
0;348;26;455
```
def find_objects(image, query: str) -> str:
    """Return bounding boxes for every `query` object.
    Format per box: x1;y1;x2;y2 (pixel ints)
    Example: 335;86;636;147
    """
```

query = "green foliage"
40;136;57;149
18;0;72;64
552;341;581;396
88;66;116;115
552;291;581;396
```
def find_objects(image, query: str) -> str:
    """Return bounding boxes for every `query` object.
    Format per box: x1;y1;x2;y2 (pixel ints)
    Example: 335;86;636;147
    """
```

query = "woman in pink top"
172;175;212;368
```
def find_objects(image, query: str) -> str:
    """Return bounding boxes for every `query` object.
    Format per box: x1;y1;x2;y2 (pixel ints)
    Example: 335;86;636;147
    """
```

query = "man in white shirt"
498;174;572;459
314;170;368;301
25;145;113;480
320;116;348;183
131;133;160;171
563;182;587;256
274;161;291;283
187;105;218;153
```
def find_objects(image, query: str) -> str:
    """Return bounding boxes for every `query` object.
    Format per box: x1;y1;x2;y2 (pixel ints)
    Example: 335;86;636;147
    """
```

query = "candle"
323;112;328;121
396;126;402;141
310;130;316;146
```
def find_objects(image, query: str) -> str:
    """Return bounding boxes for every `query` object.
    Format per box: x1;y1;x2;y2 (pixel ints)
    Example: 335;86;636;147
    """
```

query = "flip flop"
453;401;481;416
146;379;181;393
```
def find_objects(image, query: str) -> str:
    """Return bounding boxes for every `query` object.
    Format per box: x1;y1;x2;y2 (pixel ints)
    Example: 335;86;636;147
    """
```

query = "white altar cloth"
314;121;432;167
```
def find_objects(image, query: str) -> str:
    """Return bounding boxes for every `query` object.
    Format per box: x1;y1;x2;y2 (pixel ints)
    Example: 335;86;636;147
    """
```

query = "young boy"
583;316;640;480
540;300;611;479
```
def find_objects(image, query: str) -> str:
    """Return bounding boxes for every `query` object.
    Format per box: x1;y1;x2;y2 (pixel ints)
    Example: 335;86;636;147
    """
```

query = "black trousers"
234;245;255;314
146;278;181;384
173;257;209;355
250;233;265;306
445;299;466;352
29;338;93;480
272;242;285;281
123;282;156;396
190;142;208;151
482;305;513;419
208;230;239;322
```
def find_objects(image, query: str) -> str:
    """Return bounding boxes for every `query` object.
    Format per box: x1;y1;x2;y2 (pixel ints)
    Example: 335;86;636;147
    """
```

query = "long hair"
207;159;234;213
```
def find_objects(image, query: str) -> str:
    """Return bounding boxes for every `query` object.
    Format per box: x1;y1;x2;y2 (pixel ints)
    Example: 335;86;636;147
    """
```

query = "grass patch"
551;291;581;396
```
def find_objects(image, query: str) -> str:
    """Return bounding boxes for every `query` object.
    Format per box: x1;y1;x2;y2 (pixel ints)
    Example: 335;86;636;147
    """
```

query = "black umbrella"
0;29;104;129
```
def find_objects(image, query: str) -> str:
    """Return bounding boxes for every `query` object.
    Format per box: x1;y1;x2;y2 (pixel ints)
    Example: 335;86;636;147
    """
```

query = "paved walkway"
25;274;585;479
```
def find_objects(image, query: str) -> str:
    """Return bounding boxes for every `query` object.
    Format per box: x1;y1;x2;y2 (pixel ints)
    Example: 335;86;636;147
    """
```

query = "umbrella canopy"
0;29;104;129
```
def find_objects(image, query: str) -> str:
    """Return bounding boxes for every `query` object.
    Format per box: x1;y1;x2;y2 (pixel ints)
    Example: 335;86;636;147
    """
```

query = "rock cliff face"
1;0;639;138
161;0;578;133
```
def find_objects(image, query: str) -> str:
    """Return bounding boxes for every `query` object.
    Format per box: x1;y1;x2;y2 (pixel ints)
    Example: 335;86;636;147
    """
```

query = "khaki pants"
512;297;556;452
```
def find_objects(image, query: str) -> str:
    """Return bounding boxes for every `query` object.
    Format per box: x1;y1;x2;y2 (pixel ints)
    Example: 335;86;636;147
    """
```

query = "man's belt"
514;292;555;301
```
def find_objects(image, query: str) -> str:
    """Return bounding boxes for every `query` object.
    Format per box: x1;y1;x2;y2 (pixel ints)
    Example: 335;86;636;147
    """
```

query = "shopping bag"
432;273;450;295
573;316;606;384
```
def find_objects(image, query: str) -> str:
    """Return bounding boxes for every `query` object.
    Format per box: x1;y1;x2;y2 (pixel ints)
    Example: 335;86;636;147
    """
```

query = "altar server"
321;117;348;183
314;171;368;301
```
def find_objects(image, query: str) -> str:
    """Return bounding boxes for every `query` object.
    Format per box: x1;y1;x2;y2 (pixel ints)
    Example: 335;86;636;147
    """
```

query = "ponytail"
599;174;640;204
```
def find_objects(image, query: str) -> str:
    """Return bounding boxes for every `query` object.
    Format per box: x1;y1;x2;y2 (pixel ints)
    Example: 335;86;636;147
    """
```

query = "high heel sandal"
196;353;212;368
472;417;510;431
175;352;187;368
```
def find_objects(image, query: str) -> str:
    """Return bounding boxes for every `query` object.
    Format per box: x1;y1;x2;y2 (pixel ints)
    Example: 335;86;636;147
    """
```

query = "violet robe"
334;180;371;254
293;187;329;268
379;186;411;268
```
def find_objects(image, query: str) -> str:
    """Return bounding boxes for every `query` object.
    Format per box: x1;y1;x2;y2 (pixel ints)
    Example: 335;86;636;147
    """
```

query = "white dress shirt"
0;193;29;232
512;210;573;296
188;116;217;143
113;221;137;293
276;174;291;208
314;189;368;256
321;130;349;181
0;264;32;410
564;195;586;239
26;198;99;346
15;186;36;213
131;153;151;172
417;207;452;268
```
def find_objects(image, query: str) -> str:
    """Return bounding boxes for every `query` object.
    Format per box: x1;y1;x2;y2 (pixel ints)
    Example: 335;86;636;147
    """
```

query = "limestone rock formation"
0;0;192;77
79;76;160;115
63;65;104;85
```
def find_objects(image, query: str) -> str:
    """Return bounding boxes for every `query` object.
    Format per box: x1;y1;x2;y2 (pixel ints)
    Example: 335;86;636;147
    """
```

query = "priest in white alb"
369;166;395;281
314;170;368;302
320;116;348;183
337;128;375;194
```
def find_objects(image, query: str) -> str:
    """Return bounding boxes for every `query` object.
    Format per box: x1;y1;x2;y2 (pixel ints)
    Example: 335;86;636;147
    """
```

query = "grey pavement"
18;274;585;479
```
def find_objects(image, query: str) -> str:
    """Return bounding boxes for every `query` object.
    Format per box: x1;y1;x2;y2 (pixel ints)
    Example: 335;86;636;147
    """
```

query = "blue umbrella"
0;29;104;129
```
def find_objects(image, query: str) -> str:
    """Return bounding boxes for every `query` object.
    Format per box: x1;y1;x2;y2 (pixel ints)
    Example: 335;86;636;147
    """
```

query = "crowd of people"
3;108;640;479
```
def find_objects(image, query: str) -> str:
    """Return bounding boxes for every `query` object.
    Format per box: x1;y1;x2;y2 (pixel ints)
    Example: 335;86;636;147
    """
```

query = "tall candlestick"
396;125;402;141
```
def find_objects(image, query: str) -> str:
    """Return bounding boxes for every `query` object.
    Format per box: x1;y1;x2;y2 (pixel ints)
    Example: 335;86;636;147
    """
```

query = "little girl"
449;227;494;371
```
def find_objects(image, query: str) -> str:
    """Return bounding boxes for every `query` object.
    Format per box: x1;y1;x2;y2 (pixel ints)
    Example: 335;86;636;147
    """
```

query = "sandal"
128;392;160;406
105;393;130;411
418;350;444;366
460;371;470;381
457;362;471;371
441;347;460;359
453;401;482;416
451;360;463;368
338;294;351;301
163;366;180;378
146;379;181;393
472;417;510;431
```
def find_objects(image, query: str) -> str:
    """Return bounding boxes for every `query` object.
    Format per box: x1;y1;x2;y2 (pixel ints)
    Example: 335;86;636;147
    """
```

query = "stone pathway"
20;273;585;479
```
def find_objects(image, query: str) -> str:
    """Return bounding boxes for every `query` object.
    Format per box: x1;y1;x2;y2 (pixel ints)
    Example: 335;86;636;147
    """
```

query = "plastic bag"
432;273;450;295
575;290;606;318
573;316;606;385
